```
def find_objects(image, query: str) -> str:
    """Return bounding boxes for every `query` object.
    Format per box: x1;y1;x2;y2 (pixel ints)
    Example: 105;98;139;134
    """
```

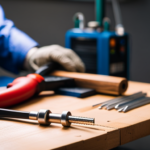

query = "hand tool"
117;107;124;112
92;94;131;107
97;91;142;109
0;73;75;108
0;108;95;127
94;91;150;112
115;93;147;109
98;95;129;109
106;92;146;110
121;97;150;112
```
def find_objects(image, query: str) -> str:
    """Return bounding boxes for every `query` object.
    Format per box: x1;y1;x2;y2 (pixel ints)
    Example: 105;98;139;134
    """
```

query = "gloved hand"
24;45;85;72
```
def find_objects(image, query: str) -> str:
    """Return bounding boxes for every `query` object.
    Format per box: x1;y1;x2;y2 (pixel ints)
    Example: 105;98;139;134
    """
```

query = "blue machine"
65;0;129;79
66;29;129;78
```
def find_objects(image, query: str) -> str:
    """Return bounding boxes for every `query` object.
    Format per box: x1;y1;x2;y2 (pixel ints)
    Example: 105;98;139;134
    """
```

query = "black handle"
35;62;60;76
0;108;29;119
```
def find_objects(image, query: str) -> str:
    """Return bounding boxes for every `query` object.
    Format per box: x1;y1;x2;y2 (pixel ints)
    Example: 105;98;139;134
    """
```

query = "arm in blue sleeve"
0;5;39;74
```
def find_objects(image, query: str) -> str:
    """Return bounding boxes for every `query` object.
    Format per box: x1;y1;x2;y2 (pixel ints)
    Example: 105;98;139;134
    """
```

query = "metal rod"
0;108;95;127
92;102;104;107
97;92;142;109
106;92;146;110
118;97;149;112
115;93;147;109
123;97;150;112
98;95;129;109
92;93;141;107
118;107;125;112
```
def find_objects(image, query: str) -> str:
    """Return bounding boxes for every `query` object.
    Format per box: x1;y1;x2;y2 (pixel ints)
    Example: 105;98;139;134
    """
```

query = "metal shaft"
93;91;149;113
68;116;95;125
97;91;142;109
115;93;147;109
123;97;150;112
107;92;147;110
0;109;95;127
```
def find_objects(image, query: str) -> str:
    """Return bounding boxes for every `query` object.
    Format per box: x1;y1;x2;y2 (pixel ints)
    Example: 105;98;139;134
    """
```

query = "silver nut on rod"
38;109;51;125
61;111;72;127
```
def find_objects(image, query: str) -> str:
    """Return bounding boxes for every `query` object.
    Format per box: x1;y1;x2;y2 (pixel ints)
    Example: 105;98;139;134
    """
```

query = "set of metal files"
93;92;150;112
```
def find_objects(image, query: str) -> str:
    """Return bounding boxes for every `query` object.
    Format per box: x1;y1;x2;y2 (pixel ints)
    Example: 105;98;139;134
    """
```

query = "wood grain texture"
0;119;108;150
50;71;128;95
1;81;150;149
0;88;119;150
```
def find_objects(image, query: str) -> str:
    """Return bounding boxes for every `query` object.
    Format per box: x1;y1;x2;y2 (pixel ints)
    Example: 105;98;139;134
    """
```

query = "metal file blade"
115;93;147;109
98;92;142;109
123;97;150;112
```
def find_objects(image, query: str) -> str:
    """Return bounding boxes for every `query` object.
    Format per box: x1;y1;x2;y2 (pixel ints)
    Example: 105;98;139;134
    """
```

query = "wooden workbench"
1;81;150;150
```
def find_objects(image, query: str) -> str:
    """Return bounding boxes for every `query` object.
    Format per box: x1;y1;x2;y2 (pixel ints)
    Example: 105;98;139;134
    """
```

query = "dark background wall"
1;0;150;83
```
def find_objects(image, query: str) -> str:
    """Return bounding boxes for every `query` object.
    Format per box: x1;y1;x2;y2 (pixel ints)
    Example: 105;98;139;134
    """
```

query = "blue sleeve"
0;5;39;74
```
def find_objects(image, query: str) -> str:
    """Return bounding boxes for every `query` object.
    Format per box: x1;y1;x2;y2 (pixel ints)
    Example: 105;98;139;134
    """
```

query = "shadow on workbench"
111;135;150;150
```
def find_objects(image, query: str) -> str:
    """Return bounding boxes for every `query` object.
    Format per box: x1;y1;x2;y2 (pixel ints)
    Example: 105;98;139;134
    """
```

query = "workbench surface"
1;81;150;150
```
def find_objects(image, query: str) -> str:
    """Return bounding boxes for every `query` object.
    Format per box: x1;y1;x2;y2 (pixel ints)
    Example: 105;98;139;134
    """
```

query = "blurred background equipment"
65;0;129;78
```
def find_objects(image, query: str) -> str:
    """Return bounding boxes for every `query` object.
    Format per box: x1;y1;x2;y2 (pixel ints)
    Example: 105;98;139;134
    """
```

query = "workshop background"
1;0;150;149
1;0;150;83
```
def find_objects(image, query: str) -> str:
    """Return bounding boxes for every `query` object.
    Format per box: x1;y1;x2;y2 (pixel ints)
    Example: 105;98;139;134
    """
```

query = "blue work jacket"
0;5;39;74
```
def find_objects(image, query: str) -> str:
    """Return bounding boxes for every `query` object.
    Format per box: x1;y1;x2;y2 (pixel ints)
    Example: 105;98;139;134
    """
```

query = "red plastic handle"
0;74;44;108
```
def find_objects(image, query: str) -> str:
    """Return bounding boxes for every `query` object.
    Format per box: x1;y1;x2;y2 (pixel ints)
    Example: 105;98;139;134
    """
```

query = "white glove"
25;45;85;72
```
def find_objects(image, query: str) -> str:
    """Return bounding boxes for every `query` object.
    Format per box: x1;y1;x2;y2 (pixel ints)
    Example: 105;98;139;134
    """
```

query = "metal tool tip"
115;105;119;109
98;106;102;109
118;107;124;112
106;107;112;110
123;106;128;112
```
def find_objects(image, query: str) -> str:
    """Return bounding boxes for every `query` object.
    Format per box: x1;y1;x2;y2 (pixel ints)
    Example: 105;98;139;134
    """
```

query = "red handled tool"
0;63;74;108
0;74;44;107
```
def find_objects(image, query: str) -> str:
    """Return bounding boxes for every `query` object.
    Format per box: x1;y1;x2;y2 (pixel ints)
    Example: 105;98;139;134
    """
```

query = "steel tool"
97;91;143;109
98;96;128;109
119;97;150;112
106;92;146;110
115;93;147;109
0;108;95;127
92;95;129;107
93;91;150;112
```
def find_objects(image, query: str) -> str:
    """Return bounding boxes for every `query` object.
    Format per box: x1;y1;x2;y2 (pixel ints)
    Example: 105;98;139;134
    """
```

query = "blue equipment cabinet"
65;28;129;78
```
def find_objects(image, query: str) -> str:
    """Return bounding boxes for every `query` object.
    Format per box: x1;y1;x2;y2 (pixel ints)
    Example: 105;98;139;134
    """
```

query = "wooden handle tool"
50;71;128;95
